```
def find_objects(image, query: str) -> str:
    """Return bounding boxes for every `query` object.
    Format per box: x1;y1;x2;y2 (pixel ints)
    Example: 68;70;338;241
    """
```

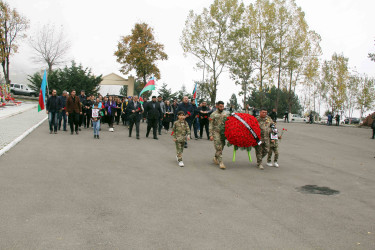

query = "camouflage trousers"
175;141;185;161
267;141;279;162
255;140;270;165
213;136;225;163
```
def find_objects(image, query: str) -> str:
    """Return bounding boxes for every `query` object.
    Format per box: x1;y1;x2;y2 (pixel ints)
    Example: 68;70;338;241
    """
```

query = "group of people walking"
45;90;216;140
45;89;282;170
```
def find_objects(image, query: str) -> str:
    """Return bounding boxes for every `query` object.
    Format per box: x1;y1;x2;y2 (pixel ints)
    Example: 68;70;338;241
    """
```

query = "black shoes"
71;131;73;135
154;137;158;140
136;136;140;140
75;131;79;135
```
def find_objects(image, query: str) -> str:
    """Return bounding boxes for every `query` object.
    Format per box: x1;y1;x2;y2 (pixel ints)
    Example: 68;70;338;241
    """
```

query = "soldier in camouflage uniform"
209;101;228;170
172;111;191;167
255;108;274;170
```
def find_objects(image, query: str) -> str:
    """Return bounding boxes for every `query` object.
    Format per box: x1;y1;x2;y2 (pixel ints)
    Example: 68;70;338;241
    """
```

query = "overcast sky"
9;0;375;109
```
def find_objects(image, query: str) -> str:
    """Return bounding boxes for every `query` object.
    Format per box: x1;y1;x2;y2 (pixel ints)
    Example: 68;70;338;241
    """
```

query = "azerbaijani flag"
38;70;47;112
139;97;144;105
192;82;198;107
139;76;155;97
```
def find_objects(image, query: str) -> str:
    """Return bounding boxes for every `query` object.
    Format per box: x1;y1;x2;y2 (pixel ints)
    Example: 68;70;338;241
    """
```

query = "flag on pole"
38;70;47;112
192;82;198;107
139;77;155;97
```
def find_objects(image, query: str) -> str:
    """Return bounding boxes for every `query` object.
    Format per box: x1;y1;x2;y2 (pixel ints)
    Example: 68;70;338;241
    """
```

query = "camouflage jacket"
172;120;190;142
209;110;228;137
256;115;274;140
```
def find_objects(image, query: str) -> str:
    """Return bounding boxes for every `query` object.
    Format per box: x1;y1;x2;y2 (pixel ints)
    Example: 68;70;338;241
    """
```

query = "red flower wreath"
224;113;261;148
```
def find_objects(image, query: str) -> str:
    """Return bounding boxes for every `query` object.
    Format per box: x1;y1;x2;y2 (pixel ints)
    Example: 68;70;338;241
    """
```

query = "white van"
10;83;38;97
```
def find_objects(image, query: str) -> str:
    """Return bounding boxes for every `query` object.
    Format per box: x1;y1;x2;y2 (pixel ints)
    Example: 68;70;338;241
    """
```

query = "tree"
28;61;102;96
181;0;242;105
114;22;168;92
29;23;71;73
247;86;302;115
321;53;349;112
251;0;276;106
195;80;211;103
345;72;360;120
226;2;256;110
120;85;128;97
157;82;177;101
368;40;375;62
0;1;29;84
226;93;240;111
303;56;320;112
273;0;290;110
176;84;192;101
356;74;375;119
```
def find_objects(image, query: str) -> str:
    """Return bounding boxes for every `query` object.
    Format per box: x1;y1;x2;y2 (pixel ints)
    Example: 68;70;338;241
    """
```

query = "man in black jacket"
78;90;86;130
269;108;277;123
83;96;93;128
176;96;195;147
58;90;67;131
197;101;212;139
145;96;162;140
190;99;199;139
126;95;143;139
46;89;62;134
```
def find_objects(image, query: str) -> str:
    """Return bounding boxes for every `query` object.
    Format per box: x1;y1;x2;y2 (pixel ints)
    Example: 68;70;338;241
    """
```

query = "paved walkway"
0;106;47;149
0;121;374;249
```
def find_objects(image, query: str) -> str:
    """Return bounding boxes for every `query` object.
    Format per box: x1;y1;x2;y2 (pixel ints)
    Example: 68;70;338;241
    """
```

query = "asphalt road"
0;121;374;249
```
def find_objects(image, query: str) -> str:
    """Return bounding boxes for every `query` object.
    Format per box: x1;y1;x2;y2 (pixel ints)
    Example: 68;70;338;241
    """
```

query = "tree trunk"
48;63;53;73
275;48;282;111
5;57;10;85
288;70;293;114
243;80;247;112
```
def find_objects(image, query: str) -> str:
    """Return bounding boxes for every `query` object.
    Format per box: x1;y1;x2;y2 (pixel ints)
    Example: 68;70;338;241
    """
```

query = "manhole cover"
297;185;339;195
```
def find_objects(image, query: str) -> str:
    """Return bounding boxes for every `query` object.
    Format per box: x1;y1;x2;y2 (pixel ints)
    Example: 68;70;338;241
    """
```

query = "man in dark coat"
46;89;62;134
175;96;195;147
269;108;277;123
197;101;213;139
190;99;199;139
66;90;82;134
58;90;67;131
126;95;143;139
144;96;162;140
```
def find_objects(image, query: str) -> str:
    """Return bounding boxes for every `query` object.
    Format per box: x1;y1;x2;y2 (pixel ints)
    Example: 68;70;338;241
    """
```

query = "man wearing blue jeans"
58;90;67;131
46;89;61;134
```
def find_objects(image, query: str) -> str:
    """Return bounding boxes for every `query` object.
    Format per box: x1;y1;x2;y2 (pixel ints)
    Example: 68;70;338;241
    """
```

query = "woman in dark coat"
105;96;117;131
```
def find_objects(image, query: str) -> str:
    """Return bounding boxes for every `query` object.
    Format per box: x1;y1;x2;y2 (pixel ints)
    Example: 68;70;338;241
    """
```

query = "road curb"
0;116;48;157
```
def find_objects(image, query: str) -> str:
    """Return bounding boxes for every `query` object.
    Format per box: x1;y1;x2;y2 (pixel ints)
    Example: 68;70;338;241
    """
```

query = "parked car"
10;83;37;97
344;117;360;124
291;114;306;122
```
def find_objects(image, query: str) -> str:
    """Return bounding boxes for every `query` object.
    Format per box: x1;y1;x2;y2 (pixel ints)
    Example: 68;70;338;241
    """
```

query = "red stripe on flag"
38;89;44;110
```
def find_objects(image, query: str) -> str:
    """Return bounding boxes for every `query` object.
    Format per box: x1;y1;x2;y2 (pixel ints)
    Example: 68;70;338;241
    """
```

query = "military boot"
213;157;219;165
219;162;226;170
